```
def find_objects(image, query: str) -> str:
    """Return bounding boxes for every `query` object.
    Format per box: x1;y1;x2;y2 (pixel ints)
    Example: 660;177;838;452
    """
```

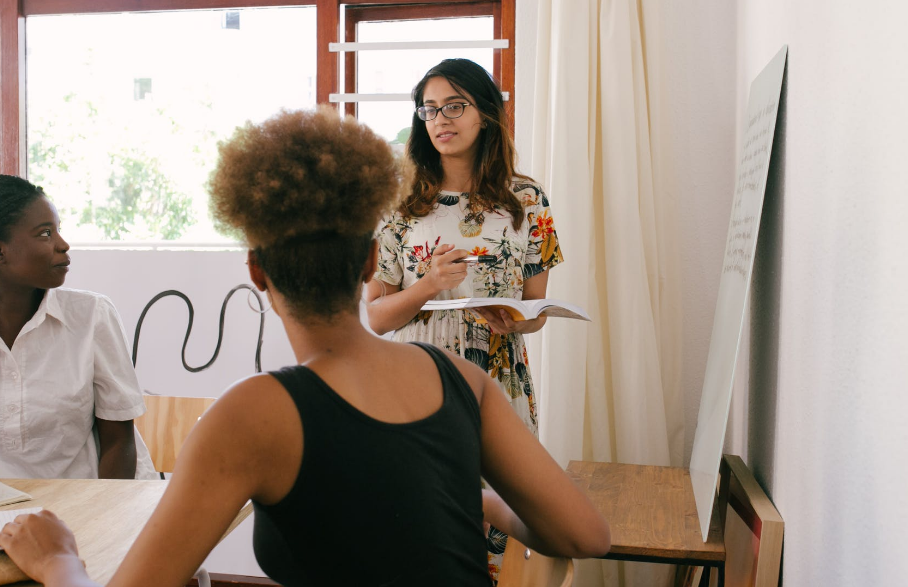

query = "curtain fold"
527;1;682;585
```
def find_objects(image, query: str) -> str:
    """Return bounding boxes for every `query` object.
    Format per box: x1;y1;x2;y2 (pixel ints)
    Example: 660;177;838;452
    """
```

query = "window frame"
342;1;515;131
0;0;515;239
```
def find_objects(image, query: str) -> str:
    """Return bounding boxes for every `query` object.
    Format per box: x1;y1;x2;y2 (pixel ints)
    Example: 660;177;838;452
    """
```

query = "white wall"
65;250;296;399
724;2;908;584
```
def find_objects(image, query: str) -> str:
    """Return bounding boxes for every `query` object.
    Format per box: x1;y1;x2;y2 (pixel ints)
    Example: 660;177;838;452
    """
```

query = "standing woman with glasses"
365;58;564;583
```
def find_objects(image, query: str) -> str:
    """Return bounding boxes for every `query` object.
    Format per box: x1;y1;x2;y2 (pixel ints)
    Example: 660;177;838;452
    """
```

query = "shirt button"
7;404;19;413
10;371;19;381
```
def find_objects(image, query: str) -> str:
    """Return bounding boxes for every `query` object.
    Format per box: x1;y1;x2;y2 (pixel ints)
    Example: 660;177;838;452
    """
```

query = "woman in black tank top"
0;108;610;587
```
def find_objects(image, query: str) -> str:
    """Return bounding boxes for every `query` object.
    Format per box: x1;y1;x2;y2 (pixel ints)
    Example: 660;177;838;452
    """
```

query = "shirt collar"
40;288;69;328
15;289;65;340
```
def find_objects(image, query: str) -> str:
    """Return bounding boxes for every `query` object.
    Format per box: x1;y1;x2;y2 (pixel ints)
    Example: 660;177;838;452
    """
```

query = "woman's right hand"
423;243;469;295
364;242;469;335
0;510;87;585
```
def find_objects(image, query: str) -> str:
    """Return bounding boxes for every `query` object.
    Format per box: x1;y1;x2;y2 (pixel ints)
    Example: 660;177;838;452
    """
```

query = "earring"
369;280;387;306
247;288;272;314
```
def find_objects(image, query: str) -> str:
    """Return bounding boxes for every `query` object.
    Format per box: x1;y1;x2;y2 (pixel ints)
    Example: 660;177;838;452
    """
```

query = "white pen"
455;255;497;264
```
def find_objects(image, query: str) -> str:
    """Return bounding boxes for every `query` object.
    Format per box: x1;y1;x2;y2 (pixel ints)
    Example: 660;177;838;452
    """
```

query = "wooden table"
567;461;725;584
0;479;252;586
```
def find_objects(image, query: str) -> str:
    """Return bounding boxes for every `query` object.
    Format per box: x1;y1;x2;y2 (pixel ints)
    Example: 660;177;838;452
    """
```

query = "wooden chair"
678;454;784;587
717;454;784;587
499;536;574;587
134;395;216;475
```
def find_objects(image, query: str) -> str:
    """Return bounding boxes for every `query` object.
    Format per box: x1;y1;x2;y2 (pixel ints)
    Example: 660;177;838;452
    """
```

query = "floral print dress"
376;179;563;434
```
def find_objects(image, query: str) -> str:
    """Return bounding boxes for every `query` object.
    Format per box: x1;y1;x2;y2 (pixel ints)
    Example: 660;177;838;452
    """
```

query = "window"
222;11;241;30
133;78;153;101
25;7;316;243
347;16;495;145
0;1;514;246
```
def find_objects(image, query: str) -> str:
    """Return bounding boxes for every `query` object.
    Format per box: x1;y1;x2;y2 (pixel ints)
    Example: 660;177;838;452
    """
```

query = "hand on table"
0;509;82;583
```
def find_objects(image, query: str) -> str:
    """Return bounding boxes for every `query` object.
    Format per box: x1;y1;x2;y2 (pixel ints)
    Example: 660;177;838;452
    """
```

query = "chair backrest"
134;395;216;473
719;454;784;587
499;536;573;587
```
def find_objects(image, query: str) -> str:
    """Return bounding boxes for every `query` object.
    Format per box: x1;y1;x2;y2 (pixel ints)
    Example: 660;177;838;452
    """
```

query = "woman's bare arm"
451;357;610;558
96;418;137;479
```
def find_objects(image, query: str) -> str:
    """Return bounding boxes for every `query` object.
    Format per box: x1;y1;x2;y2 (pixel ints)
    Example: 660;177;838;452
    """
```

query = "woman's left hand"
0;510;83;583
473;308;546;335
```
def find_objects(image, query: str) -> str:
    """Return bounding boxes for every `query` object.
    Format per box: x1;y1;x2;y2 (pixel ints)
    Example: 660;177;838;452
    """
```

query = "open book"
421;297;591;322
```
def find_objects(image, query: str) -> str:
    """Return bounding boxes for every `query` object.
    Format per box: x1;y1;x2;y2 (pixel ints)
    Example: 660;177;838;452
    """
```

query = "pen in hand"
454;255;497;264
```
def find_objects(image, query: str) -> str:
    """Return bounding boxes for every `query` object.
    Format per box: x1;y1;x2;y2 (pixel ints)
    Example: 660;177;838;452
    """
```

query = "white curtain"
526;1;683;585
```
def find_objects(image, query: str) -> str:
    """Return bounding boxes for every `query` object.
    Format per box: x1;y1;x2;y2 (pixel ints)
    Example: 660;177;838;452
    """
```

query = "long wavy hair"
402;59;530;230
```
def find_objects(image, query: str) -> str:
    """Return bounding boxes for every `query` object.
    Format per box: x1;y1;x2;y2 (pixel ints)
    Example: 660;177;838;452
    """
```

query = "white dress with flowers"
375;180;564;437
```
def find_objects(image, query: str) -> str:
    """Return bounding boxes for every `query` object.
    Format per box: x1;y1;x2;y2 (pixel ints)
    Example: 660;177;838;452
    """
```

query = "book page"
422;297;525;314
0;482;32;508
421;297;590;321
0;508;43;552
523;299;592;321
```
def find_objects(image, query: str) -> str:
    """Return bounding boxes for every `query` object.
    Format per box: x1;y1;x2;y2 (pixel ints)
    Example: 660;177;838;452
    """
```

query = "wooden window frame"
0;0;514;175
342;0;514;131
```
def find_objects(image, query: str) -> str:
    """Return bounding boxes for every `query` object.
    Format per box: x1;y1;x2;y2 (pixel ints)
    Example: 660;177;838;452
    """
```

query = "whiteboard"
689;45;788;541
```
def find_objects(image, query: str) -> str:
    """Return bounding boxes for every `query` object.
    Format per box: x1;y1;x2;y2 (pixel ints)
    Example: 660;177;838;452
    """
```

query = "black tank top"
252;343;491;586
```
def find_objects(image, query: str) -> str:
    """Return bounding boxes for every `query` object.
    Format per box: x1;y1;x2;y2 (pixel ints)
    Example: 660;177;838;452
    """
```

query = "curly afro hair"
209;106;404;247
208;107;407;320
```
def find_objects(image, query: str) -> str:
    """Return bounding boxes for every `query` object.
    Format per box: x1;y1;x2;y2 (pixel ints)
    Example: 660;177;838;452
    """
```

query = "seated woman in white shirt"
0;174;154;480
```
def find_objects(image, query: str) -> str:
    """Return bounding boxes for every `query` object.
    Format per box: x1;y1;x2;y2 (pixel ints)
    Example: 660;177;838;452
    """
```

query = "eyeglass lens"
417;103;467;121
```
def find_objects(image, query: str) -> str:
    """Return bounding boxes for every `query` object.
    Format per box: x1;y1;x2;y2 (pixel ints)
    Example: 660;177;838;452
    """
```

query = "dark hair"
0;175;46;241
208;107;406;321
403;58;529;230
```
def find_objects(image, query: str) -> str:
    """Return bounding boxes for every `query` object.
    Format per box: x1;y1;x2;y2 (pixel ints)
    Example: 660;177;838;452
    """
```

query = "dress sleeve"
92;296;146;421
374;213;405;286
521;183;565;280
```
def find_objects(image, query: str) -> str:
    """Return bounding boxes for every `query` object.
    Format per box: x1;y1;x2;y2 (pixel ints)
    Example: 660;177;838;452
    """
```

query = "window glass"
354;17;494;144
26;8;316;243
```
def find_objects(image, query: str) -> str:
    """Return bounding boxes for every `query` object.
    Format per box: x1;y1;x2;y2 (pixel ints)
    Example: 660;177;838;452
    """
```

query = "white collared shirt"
0;288;155;479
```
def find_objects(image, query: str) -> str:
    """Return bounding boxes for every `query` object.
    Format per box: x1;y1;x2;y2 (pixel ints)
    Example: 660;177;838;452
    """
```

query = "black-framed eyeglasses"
416;102;472;121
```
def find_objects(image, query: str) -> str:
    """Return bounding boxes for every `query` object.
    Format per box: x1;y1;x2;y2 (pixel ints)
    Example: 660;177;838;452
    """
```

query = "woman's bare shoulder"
200;372;299;449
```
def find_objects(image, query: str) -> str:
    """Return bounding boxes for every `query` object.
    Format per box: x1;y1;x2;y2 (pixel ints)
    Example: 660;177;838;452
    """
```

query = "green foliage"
79;149;195;240
28;81;207;241
391;126;411;145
